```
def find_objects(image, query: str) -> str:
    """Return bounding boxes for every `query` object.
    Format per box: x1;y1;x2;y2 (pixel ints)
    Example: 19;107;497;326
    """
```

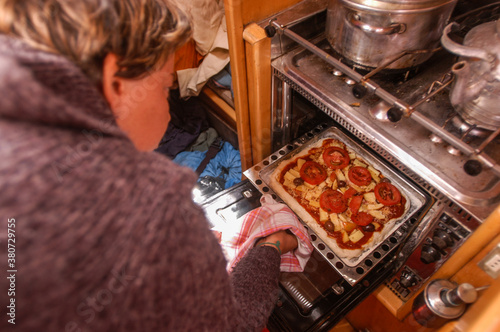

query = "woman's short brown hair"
0;0;191;83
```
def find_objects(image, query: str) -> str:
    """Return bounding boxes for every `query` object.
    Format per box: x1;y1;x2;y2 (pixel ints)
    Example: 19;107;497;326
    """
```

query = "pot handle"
441;22;495;64
348;13;406;35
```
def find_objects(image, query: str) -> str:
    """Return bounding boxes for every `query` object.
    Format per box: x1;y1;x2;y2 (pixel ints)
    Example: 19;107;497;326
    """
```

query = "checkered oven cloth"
218;194;313;273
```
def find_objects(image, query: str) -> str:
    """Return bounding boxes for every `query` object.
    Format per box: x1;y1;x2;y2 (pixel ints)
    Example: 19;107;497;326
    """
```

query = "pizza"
269;137;407;263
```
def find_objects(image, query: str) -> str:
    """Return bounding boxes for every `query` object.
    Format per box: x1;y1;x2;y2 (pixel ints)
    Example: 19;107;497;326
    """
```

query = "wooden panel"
224;0;303;169
328;318;355;332
449;233;499;287
224;0;253;170
450;277;500;332
440;233;500;332
244;23;272;164
240;0;303;25
346;294;433;332
348;242;500;332
372;286;404;316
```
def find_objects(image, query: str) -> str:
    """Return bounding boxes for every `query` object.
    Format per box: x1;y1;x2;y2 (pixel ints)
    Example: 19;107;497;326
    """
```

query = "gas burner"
344;77;356;86
369;101;392;122
446;145;462;156
325;45;422;84
332;69;343;77
450;115;493;138
429;133;444;144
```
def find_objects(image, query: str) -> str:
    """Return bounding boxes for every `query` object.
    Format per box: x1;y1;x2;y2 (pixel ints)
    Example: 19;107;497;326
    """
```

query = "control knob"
464;159;482;176
399;270;417;288
387;107;403;122
432;229;454;250
420;244;441;264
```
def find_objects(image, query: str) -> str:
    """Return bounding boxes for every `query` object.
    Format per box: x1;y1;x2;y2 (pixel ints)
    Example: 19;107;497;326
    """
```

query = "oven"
199;1;500;331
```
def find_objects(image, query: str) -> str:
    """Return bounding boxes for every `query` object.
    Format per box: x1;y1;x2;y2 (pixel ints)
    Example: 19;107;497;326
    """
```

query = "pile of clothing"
174;0;230;99
155;89;241;196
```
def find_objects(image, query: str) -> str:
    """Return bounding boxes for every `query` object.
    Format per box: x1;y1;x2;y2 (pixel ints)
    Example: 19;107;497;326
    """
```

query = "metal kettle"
412;279;478;328
441;20;500;131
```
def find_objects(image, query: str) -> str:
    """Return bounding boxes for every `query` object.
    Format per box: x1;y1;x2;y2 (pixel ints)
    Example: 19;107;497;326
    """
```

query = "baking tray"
244;124;428;285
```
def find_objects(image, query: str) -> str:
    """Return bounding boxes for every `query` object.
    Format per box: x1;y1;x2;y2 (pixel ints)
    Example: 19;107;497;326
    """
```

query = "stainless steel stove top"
271;33;499;221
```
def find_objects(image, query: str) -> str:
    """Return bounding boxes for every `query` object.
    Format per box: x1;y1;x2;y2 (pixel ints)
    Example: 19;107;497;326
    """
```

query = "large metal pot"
326;0;458;70
441;20;500;131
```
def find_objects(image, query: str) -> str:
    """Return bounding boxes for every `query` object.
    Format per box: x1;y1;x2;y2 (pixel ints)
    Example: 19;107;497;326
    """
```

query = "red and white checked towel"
218;194;313;272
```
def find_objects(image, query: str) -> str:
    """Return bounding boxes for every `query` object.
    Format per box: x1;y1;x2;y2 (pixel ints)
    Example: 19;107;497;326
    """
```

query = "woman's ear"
102;53;123;111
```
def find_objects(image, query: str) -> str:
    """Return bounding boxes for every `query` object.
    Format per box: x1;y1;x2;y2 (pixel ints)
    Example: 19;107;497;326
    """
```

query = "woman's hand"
255;230;298;255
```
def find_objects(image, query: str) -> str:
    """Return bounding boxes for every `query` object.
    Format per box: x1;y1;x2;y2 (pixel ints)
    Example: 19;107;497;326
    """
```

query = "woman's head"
0;0;191;84
0;0;192;151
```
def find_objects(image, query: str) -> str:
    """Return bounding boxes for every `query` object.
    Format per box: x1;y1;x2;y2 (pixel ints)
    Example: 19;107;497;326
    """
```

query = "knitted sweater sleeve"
230;246;282;331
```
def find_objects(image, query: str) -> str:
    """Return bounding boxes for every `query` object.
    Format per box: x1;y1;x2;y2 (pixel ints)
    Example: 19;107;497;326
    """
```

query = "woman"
0;0;298;331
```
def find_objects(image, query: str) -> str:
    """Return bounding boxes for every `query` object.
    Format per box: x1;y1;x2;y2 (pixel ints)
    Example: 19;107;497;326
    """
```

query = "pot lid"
341;0;458;11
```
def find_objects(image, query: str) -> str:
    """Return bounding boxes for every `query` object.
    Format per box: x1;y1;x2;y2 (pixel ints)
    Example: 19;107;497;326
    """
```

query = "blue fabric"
212;63;233;99
173;141;241;189
212;63;232;89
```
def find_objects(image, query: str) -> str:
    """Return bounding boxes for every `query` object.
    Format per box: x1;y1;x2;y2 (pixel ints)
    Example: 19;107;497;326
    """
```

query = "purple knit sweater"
0;35;280;331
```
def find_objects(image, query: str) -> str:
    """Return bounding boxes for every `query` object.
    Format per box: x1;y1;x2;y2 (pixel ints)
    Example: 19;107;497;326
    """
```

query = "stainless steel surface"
337;0;458;10
447;283;478;304
325;0;457;69
441;22;497;63
270;21;500;179
270;34;500;221
244;125;430;285
271;75;292;148
198;180;262;230
347;12;406;35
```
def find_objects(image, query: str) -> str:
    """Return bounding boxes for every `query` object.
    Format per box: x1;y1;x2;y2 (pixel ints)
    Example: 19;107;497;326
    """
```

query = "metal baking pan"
244;124;428;285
